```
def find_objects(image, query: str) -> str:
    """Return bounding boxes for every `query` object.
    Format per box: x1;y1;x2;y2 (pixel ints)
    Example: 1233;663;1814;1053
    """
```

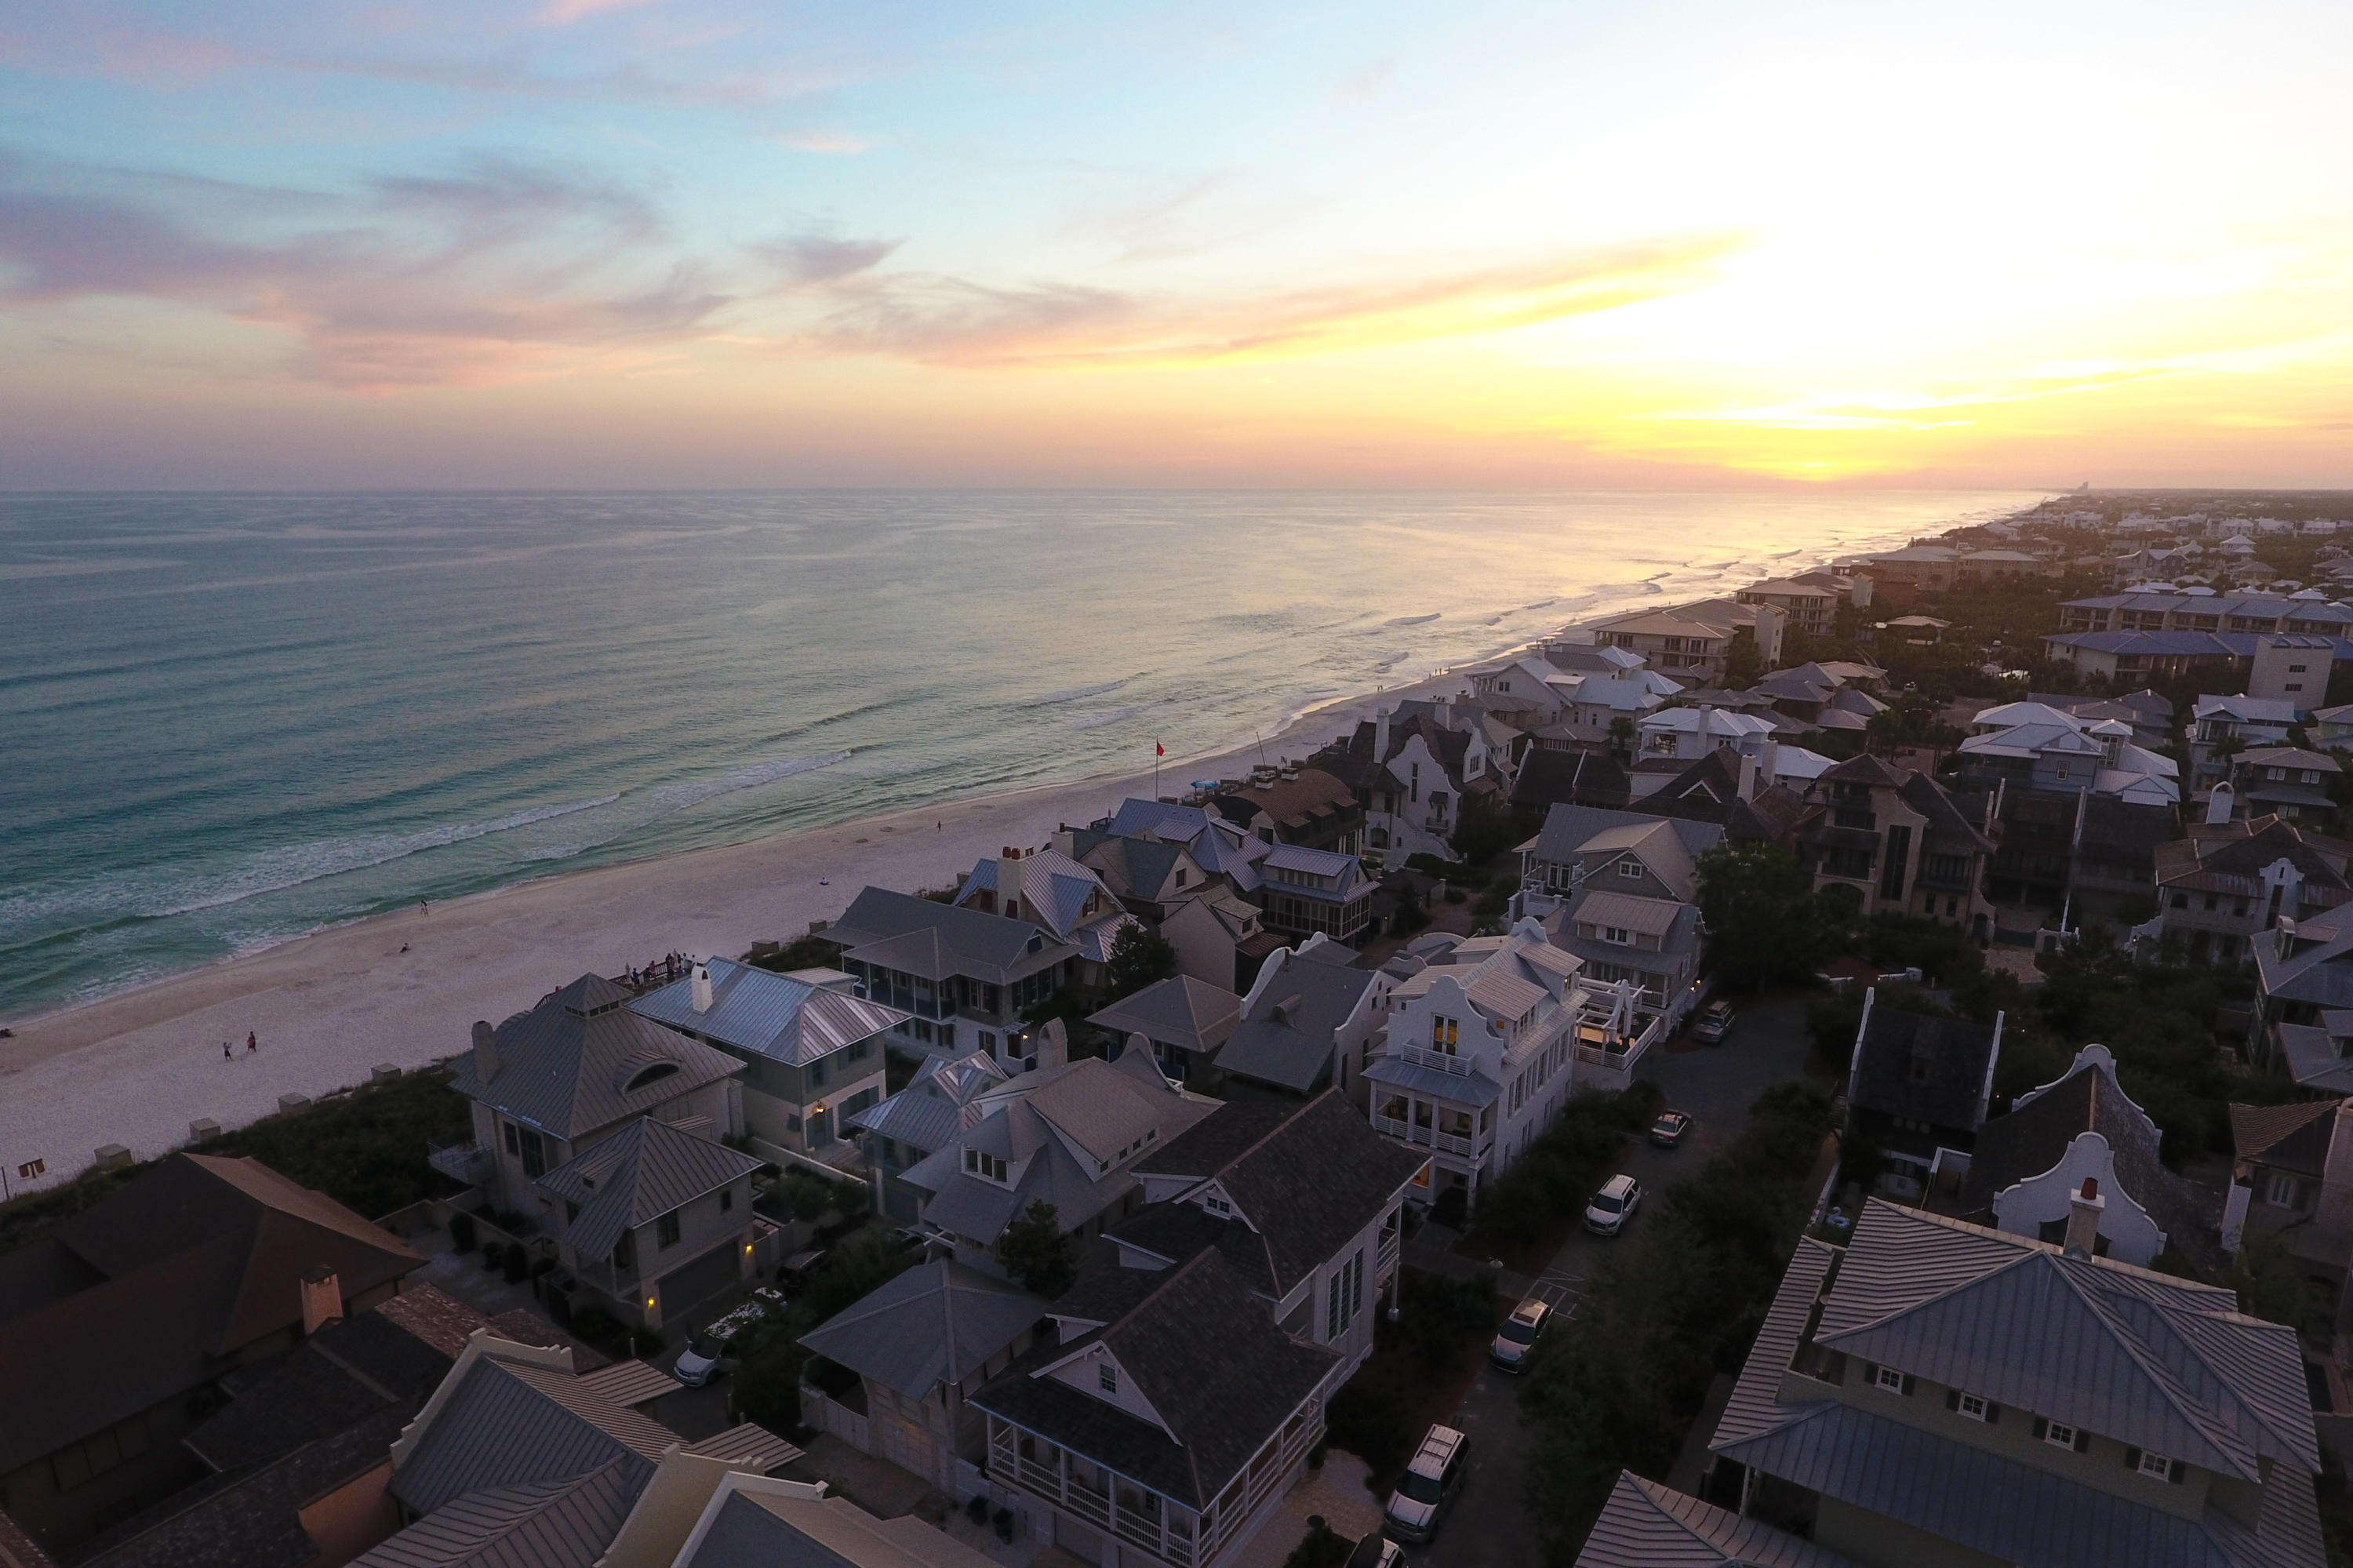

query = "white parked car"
1584;1173;1643;1237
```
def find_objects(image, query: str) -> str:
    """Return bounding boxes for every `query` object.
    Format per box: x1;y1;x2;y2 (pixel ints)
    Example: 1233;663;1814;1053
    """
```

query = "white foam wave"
1385;613;1442;626
642;751;853;812
148;793;622;918
1071;706;1145;730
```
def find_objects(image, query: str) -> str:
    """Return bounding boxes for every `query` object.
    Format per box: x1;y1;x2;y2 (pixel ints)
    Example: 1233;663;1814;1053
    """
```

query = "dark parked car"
1693;1000;1735;1044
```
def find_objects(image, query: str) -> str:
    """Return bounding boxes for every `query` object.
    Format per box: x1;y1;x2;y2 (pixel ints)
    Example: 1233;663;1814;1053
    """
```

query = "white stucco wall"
1990;1130;2166;1266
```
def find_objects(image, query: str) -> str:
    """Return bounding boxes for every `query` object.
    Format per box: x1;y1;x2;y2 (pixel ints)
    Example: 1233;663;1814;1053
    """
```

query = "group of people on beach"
221;1031;257;1060
626;953;689;989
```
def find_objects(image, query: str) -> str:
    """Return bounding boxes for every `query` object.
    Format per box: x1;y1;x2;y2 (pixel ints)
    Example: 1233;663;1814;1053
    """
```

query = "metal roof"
955;849;1121;941
451;974;744;1141
1816;1202;2318;1479
631;958;907;1066
853;1050;1008;1154
799;1260;1045;1400
355;1460;642;1568
534;1117;765;1262
1574;1470;1863;1568
389;1357;660;1520
1086;975;1242;1053
1362;1053;1502;1108
828;888;1073;982
1564;889;1683;940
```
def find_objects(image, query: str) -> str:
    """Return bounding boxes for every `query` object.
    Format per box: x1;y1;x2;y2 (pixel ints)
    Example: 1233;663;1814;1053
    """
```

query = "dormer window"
962;1149;1008;1182
1204;1194;1231;1217
1617;860;1642;879
624;1061;680;1093
1099;1363;1118;1394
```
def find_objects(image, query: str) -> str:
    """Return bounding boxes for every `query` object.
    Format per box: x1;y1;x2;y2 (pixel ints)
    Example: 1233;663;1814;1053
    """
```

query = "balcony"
427;1140;496;1188
1395;1043;1473;1077
1373;1115;1486;1161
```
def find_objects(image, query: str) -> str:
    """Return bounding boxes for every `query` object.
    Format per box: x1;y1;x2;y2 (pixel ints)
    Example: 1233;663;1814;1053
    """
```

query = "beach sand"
0;675;1454;1188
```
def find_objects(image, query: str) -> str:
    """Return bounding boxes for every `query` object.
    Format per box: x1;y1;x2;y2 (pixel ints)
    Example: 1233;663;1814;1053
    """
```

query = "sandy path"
0;675;1454;1188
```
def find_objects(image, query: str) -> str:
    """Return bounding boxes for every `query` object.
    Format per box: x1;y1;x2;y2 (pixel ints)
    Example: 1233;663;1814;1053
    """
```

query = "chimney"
300;1267;344;1335
997;849;1027;923
472;1020;499;1083
1435;698;1453;729
1374;708;1391;759
2063;1177;2105;1258
691;962;714;1013
1737;750;1759;802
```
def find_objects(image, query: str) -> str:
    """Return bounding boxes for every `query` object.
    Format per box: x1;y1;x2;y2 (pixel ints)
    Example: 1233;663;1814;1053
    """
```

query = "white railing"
1396;1043;1472;1076
1373;1115;1484;1160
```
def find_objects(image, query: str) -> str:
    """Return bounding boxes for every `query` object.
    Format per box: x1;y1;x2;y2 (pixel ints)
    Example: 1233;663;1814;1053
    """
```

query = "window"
501;1120;521;1156
1602;926;1631;946
1326;1250;1365;1339
2134;1448;2178;1481
963;1148;1008;1182
2266;1173;2305;1207
1957;1392;1991;1421
518;1127;547;1181
1618;859;1642;879
719;1187;734;1213
1871;1365;1909;1395
1204;1193;1231;1217
624;1061;681;1093
1430;1017;1460;1053
1100;1362;1118;1394
656;1210;682;1250
2044;1420;2079;1450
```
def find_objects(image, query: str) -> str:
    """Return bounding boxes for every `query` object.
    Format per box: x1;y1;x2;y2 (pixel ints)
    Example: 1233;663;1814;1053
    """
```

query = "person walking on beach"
246;1031;257;1054
223;1041;232;1060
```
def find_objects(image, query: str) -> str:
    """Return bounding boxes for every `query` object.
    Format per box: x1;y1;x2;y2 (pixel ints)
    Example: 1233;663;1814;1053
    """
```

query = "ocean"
0;489;2033;1020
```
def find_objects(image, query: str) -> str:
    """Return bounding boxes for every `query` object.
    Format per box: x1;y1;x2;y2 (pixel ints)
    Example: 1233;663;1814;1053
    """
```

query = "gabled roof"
390;1353;673;1522
631;957;907;1066
799;1260;1045;1400
1575;1470;1863;1568
1815;1202;2319;1480
1211;768;1358;836
1959;1047;2201;1244
827;888;1073;983
535;1118;763;1262
355;1460;642;1568
955;849;1122;942
970;1250;1341;1508
1562;887;1690;943
851;1050;1009;1155
1847;1004;1998;1132
453;974;744;1141
681;1486;999;1568
1086;976;1242;1055
1217;942;1383;1094
1510;748;1631;813
1116;1091;1426;1299
1528;802;1722;868
0;1153;421;1475
2229;1099;2340;1176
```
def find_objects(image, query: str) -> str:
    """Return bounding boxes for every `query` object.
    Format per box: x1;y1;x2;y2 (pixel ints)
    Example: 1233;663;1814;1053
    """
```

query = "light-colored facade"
1790;755;1995;937
535;1115;765;1332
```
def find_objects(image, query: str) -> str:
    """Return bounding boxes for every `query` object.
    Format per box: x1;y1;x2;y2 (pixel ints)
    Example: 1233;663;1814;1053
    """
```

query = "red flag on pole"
1155;741;1165;756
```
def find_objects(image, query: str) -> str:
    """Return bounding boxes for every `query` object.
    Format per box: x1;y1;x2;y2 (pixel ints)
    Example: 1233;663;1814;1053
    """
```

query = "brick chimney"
472;1020;499;1083
301;1266;344;1335
2063;1177;2105;1259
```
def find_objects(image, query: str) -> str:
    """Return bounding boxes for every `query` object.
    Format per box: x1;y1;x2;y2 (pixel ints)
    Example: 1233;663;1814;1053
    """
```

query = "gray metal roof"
355;1460;640;1568
451;974;744;1141
1816;1202;2319;1479
1362;1053;1502;1108
631;958;908;1067
852;1050;1007;1154
1086;976;1242;1054
535;1117;765;1263
388;1357;664;1520
955;849;1119;941
1529;803;1723;868
1712;1238;1838;1448
1715;1399;2312;1568
1574;1471;1863;1568
828;888;1072;983
799;1260;1045;1399
681;1488;998;1568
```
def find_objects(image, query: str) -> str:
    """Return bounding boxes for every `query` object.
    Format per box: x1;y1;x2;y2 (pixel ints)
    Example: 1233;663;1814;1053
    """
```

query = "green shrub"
1323;1381;1413;1479
1282;1520;1355;1568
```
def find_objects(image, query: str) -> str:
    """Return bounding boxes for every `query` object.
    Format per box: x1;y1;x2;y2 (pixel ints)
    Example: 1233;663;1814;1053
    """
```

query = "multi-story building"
1515;804;1717;1033
1217;936;1394;1101
1364;920;1608;1213
1955;700;2179;806
2154;814;2351;965
2224;1101;2353;1329
1584;599;1787;681
1206;767;1365;855
1736;577;1842;635
535;1115;767;1332
443;973;744;1216
2189;694;2300;793
2228;747;2342;822
1789;755;1996;937
825;887;1080;1070
1325;704;1498;862
1256;844;1377;944
631;957;906;1166
1842;991;2003;1203
1700;1199;2324;1568
853;1048;1010;1224
1086;976;1243;1090
897;1052;1219;1269
953;847;1139;988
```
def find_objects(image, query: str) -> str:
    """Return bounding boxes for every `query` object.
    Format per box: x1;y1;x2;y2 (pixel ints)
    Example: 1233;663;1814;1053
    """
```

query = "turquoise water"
0;489;2031;1018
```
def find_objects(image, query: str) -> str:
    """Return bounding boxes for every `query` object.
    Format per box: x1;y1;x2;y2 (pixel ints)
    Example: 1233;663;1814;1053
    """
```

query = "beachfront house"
534;1114;767;1333
1207;766;1366;855
825;887;1078;1071
443;974;744;1217
953;847;1139;988
1326;704;1496;862
1364;920;1598;1215
853;1048;1012;1224
1217;935;1394;1101
897;1052;1220;1269
1257;843;1378;945
631;957;908;1170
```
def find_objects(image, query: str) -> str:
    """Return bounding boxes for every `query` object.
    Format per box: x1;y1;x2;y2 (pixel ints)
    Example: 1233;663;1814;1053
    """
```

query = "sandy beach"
0;674;1454;1189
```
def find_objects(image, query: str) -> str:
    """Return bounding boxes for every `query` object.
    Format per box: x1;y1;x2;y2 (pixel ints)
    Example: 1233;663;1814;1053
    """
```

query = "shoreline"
0;671;1455;1187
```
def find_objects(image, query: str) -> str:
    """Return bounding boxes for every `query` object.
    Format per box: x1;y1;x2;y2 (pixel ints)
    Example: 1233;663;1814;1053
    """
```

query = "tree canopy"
995;1199;1081;1297
1104;922;1180;1002
1693;842;1849;994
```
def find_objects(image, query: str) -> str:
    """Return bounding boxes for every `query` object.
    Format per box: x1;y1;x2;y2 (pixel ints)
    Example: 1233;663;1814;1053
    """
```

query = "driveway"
1408;999;1815;1568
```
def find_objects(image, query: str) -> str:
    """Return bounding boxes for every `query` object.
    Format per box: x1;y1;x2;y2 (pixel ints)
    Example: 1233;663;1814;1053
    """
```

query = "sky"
2;0;2350;489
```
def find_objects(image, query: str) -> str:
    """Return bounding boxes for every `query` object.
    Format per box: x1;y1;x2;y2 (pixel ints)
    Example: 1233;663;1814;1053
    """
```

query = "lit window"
1431;1017;1459;1053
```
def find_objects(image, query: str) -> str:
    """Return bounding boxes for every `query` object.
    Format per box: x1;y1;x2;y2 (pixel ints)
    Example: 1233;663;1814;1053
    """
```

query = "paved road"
1408;999;1817;1568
